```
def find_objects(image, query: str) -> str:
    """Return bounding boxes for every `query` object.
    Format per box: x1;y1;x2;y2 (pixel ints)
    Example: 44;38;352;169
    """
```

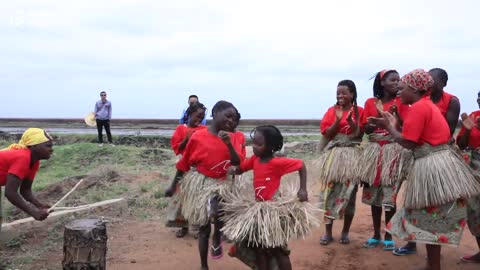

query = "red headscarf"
401;69;434;92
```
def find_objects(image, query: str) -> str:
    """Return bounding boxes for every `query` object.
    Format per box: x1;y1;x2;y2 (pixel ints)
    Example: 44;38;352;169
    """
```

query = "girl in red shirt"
0;128;53;232
165;100;245;270
369;69;480;270
170;102;208;156
224;125;310;270
318;80;364;246
167;102;208;238
358;69;411;251
456;92;480;263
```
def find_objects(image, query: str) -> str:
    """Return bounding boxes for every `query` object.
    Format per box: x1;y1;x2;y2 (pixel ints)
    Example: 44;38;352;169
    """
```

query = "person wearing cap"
180;94;207;125
456;91;480;263
0;128;54;231
94;91;113;146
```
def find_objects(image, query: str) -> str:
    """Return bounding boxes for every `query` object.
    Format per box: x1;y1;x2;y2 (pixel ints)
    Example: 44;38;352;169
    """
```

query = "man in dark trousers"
94;91;113;146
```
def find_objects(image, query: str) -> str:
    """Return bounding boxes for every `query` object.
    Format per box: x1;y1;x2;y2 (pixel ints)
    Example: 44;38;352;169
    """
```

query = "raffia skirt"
221;184;320;249
387;144;480;246
222;183;319;270
179;171;233;226
318;142;360;221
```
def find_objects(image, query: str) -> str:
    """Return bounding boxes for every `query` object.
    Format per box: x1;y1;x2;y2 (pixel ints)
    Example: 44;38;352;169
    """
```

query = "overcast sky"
1;0;479;119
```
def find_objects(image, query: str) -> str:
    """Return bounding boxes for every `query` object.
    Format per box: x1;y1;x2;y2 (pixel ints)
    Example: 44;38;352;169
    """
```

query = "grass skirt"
221;184;320;248
356;141;412;186
166;181;188;228
180;171;233;226
317;134;361;185
404;145;480;209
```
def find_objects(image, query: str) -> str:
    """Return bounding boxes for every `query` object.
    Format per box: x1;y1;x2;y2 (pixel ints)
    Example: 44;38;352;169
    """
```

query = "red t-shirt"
240;155;303;201
457;110;480;148
429;91;456;118
176;129;246;179
233;131;247;160
362;97;410;126
0;149;40;186
320;105;364;135
402;98;450;146
170;124;207;155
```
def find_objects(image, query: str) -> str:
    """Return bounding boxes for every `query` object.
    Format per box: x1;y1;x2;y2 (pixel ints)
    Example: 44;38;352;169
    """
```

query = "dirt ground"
4;143;480;270
103;194;479;270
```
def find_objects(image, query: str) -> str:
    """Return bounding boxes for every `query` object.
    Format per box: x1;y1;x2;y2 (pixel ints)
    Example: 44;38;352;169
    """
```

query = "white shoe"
99;143;103;147
110;143;116;147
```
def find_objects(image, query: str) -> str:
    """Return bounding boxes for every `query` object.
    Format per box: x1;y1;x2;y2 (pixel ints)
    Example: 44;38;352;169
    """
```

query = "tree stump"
62;219;108;270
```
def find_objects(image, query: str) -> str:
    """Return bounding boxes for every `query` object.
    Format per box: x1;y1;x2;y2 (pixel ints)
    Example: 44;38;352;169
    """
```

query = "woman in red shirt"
224;125;311;270
456;92;480;263
359;69;411;251
428;68;460;137
0;128;53;232
165;100;245;270
167;102;208;238
369;69;480;270
318;80;364;246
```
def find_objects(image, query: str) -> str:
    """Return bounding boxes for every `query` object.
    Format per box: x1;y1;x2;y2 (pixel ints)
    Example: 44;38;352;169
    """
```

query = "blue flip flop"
382;240;396;251
363;238;381;248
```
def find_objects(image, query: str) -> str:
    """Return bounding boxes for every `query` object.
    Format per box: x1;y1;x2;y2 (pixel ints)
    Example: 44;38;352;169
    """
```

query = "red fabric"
232;131;247;160
430;91;455;118
170;124;207;155
0;149;40;186
457;110;480;148
320;105;364;135
362;97;410;128
240;155;303;201
176;129;246;179
402;98;450;145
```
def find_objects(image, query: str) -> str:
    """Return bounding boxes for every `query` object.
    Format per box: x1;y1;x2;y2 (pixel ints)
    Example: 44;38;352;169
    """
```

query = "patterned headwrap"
401;69;434;92
2;128;52;151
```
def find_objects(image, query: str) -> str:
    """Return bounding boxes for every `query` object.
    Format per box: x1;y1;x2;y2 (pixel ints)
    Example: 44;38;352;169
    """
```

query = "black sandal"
175;227;188;238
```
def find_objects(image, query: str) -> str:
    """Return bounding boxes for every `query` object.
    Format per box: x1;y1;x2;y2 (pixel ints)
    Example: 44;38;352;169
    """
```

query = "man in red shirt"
1;128;53;232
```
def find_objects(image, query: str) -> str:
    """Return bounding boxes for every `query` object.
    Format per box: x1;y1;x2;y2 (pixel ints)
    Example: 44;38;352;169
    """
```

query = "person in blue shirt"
94;91;113;145
180;95;207;125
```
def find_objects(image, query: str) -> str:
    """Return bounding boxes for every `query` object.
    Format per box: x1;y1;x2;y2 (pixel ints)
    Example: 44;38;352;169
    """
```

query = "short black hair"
211;100;238;118
429;68;448;86
100;91;106;95
188;95;199;100
372;70;399;98
183;102;207;124
250;125;284;152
